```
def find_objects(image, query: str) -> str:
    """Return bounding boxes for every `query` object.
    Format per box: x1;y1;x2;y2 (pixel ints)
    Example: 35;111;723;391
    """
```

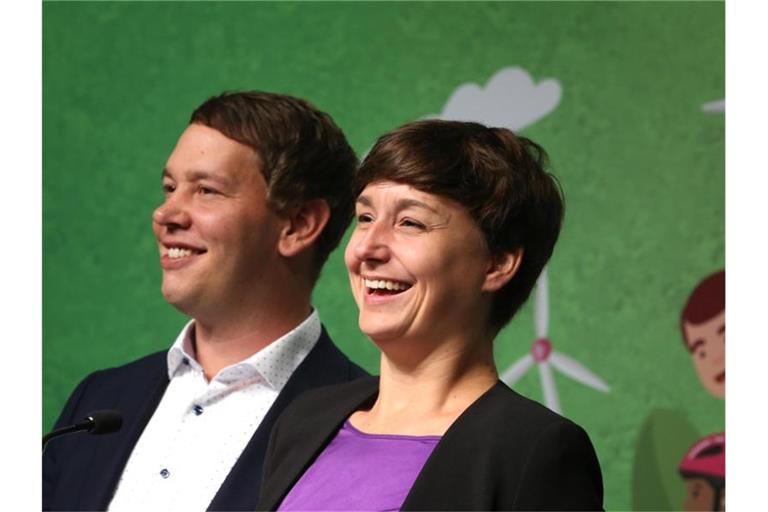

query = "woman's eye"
400;218;426;229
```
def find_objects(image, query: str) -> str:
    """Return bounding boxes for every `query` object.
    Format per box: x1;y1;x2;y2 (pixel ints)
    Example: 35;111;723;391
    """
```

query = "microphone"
43;410;123;450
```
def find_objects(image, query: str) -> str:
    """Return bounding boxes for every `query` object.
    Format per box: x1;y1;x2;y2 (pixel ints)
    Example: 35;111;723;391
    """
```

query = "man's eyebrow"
162;168;230;185
688;339;704;353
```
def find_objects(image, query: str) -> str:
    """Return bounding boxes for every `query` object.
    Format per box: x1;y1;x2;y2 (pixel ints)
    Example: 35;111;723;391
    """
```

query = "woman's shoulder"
450;381;590;448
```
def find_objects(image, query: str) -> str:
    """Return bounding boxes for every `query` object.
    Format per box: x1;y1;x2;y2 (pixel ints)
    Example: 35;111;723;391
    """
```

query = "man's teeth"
168;247;194;259
363;279;410;291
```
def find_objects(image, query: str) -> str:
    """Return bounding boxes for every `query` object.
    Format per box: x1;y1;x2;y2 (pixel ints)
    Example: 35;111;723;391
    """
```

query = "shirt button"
182;357;190;365
193;405;204;416
160;468;170;479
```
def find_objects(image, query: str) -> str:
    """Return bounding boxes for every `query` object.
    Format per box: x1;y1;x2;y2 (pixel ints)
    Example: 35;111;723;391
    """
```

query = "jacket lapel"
207;328;366;511
257;377;379;511
80;357;170;510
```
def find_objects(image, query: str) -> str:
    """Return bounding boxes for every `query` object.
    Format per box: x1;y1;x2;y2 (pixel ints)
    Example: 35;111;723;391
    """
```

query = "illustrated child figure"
680;270;725;398
679;433;725;511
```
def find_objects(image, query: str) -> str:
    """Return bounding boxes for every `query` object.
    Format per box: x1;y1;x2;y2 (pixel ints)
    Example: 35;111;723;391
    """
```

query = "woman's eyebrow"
393;198;440;215
356;195;440;215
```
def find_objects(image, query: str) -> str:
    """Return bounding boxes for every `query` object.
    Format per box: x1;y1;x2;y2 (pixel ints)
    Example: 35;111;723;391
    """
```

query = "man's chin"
161;287;199;316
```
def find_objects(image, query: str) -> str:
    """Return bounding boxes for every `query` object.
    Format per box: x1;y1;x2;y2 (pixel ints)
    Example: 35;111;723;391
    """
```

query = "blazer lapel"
258;377;379;511
208;328;366;511
79;360;170;510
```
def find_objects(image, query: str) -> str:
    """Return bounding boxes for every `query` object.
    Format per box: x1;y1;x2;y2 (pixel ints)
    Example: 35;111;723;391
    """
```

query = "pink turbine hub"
531;338;552;362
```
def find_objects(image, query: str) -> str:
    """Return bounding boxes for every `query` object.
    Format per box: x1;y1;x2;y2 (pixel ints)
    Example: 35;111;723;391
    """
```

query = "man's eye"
162;184;175;194
357;213;373;223
199;186;218;195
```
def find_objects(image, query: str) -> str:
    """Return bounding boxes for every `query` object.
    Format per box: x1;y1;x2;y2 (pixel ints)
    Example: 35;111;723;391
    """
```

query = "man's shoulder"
82;350;168;384
304;326;368;381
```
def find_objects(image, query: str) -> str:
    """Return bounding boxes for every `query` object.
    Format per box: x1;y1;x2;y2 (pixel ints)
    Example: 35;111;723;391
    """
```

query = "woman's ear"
277;199;331;258
482;248;523;292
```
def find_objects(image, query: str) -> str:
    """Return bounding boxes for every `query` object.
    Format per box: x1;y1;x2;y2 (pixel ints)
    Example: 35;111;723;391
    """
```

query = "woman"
258;120;604;511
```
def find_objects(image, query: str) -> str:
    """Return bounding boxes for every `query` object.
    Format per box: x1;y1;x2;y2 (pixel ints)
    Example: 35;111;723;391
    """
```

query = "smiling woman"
258;120;604;511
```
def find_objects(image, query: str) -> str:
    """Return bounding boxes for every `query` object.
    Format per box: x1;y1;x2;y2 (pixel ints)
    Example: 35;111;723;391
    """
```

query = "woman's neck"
350;334;498;436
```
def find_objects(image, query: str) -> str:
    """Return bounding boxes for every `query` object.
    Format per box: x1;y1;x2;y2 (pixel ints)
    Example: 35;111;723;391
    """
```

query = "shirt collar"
166;310;322;391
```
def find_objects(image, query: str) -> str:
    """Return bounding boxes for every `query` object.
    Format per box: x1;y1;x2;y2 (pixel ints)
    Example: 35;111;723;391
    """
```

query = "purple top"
278;420;441;511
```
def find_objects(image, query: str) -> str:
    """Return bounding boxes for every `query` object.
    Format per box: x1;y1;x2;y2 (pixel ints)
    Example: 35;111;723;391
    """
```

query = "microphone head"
85;410;123;435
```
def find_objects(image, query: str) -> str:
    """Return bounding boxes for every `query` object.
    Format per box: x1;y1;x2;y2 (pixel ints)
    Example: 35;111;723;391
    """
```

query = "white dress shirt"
108;310;321;511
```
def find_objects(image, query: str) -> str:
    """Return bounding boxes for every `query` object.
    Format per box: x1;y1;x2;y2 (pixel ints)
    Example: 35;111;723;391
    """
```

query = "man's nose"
152;194;191;230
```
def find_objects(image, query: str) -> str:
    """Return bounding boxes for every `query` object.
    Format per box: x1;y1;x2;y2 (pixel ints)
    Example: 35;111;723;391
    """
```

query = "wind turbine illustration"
500;267;610;413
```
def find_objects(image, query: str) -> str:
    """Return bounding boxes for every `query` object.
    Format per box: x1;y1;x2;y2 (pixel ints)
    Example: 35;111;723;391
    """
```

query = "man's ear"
277;199;331;258
482;249;524;292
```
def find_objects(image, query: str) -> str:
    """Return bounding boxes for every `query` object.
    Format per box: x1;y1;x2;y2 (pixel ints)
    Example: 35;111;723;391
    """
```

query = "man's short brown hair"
190;91;358;280
356;119;564;330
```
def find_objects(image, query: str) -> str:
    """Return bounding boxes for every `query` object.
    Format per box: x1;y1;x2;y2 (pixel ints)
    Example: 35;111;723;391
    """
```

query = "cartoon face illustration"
683;310;725;398
679;433;725;512
683;477;723;511
680;270;725;399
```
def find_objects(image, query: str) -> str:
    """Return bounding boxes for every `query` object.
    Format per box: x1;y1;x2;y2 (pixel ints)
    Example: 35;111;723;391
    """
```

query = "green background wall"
43;2;724;510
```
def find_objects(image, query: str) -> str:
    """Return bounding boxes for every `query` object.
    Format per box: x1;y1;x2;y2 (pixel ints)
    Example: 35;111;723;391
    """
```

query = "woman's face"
344;181;498;346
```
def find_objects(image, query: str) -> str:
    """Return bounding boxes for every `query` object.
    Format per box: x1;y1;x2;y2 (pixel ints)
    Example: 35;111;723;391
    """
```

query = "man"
43;91;367;511
680;270;725;399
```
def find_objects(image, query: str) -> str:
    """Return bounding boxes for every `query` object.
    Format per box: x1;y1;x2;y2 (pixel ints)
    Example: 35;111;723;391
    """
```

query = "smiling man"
43;92;366;511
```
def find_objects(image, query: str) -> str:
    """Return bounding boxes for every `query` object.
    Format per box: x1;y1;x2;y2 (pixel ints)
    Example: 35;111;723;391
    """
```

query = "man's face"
152;124;284;319
683;310;725;399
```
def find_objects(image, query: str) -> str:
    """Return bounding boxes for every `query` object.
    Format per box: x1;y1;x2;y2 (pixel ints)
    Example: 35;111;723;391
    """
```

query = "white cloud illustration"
701;99;725;113
425;66;562;131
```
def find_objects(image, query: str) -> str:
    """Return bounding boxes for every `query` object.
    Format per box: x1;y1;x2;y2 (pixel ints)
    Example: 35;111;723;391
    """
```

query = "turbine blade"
701;99;725;113
538;361;561;413
534;267;549;338
500;354;534;385
549;352;611;392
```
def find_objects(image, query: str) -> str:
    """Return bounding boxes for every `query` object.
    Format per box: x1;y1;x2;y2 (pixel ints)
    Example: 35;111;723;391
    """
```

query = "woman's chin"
359;317;408;345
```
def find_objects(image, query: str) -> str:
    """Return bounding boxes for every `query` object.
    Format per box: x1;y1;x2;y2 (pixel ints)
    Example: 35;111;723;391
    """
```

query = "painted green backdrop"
43;2;724;510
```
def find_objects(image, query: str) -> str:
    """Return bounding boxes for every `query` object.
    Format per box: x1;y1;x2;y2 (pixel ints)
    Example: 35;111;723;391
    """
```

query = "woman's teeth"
364;279;410;292
168;247;194;259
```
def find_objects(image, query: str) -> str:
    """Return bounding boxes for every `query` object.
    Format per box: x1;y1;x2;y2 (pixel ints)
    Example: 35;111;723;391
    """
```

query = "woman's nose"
353;223;391;263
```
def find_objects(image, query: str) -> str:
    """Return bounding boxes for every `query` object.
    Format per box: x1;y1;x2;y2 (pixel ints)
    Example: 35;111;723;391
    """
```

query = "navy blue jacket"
43;328;366;511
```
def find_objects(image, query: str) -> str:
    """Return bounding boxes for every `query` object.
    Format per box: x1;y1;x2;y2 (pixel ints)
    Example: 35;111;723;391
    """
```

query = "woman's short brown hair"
356;119;564;329
190;91;358;280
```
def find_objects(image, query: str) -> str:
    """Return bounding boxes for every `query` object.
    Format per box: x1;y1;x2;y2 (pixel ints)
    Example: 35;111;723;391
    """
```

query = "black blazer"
42;327;367;511
258;377;604;511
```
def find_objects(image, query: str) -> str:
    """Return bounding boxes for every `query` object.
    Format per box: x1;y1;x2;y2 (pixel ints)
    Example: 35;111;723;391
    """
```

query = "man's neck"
192;302;313;381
